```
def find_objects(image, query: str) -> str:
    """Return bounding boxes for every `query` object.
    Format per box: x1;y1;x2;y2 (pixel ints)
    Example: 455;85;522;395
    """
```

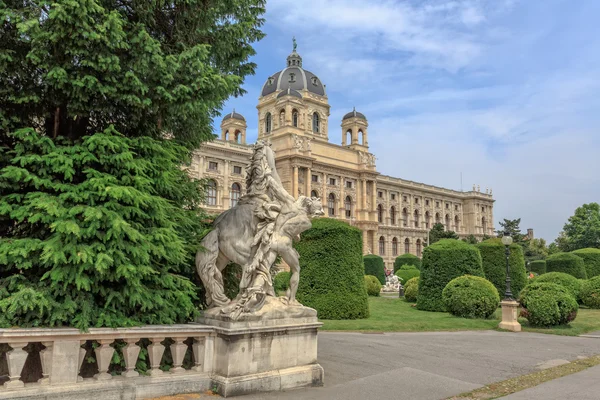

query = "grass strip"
446;354;600;400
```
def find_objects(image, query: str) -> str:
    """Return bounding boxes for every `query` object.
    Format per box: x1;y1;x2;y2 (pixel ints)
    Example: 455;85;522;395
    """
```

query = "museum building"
190;46;495;269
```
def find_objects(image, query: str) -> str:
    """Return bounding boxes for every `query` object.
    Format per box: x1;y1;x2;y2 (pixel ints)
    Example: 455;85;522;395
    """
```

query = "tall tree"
496;218;525;243
428;223;459;244
560;203;600;251
524;238;549;261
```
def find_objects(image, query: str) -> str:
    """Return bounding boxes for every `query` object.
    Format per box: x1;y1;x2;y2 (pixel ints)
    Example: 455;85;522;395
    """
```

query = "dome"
343;108;366;121
277;87;302;99
223;110;245;121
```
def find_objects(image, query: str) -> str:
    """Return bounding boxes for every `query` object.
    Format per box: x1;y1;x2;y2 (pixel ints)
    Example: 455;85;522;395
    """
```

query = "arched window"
328;193;335;216
445;214;451;231
390;206;396;225
312;112;320;133
206;180;217;206
404;238;410;254
230;183;241;208
359;129;365;145
234;131;241;143
379;236;385;256
454;215;460;232
414;210;419;228
345;196;352;218
392;237;398;256
292;110;299;127
346;130;352;145
416;239;422;257
377;204;384;223
425;211;430;229
482;217;487;233
311;190;318;198
402;208;408;227
224;130;229;141
435;212;441;224
279;109;285;127
265;112;272;133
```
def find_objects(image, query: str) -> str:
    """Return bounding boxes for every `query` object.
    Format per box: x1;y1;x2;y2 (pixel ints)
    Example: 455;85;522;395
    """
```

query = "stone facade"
191;49;495;269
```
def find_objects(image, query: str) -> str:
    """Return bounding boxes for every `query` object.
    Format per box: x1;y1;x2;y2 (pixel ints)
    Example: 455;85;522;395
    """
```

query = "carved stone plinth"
498;300;522;332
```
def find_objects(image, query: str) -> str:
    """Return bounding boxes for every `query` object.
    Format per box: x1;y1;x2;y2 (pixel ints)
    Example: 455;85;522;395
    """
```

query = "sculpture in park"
196;141;324;319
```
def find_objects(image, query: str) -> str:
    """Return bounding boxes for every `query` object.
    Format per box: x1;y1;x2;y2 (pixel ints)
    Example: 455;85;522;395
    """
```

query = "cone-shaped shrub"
571;248;600;279
546;253;587;279
394;254;421;272
477;238;527;298
364;255;386;285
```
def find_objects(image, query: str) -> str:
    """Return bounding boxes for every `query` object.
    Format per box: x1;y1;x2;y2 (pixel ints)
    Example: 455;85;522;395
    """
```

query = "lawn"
320;297;600;336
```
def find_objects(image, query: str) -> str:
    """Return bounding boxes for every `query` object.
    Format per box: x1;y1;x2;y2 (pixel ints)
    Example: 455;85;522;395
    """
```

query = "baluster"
170;337;187;373
192;337;204;372
122;338;141;378
78;340;87;382
4;342;28;389
94;339;115;380
147;337;165;376
38;341;53;384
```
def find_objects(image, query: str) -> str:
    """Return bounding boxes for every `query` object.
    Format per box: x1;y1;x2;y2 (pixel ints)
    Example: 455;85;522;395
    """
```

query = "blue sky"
221;0;600;242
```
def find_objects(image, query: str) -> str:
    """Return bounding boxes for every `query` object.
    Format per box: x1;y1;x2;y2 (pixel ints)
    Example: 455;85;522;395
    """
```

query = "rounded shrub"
546;252;587;279
529;260;546;275
417;239;485;312
364;275;382;297
580;276;600;309
533;272;582;300
519;282;578;327
295;218;369;319
442;275;500;319
477;238;527;298
404;277;419;302
571;248;600;279
364;255;386;285
273;271;291;293
395;264;420;285
394;254;421;272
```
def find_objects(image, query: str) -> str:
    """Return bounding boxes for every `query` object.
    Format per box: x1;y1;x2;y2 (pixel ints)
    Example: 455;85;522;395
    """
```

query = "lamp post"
498;231;521;332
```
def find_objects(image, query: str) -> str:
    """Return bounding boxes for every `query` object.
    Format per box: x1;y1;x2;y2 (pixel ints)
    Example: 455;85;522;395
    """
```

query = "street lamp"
501;231;513;300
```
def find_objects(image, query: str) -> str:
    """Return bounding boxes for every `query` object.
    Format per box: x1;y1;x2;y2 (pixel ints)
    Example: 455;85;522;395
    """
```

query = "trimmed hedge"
442;275;500;319
364;275;382;296
404;277;419;302
394;254;421;272
395;264;420;285
417;239;485;312
529;260;547;275
546;252;587;279
364;255;386;285
273;271;291;293
532;272;582;302
580;276;600;309
519;282;578;327
295;218;369;319
572;248;600;279
477;238;527;298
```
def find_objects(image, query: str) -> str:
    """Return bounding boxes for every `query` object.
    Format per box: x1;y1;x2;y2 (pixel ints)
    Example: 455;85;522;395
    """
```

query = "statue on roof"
293;36;297;52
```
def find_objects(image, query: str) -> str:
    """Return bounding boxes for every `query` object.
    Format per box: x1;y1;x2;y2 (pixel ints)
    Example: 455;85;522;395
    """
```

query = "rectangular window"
378;191;383;198
329;177;336;185
208;161;218;171
482;206;485;212
391;193;396;200
455;205;459;211
403;195;408;202
346;180;353;189
312;174;319;183
425;199;429;206
415;198;419;204
233;166;242;174
446;203;449;209
436;201;440;207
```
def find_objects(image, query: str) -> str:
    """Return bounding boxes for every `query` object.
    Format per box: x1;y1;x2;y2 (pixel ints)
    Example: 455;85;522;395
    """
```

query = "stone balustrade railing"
0;324;214;399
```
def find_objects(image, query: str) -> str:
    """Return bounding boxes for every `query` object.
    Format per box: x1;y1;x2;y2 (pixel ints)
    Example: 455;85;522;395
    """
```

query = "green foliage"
273;271;291;293
519;283;578;327
295;218;369;320
417;239;485;312
533;272;583;301
496;218;526;244
561;203;600;251
404;277;419;303
571;248;600;279
395;265;420;285
462;235;479;245
546;252;587;279
363;255;386;285
393;253;421;272
364;275;382;297
580;276;600;309
529;260;547;275
524;238;549;261
0;129;207;329
428;223;459;244
442;275;499;319
476;238;527;298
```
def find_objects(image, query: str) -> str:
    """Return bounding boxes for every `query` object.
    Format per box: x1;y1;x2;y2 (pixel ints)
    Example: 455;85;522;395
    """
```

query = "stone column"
94;339;115;381
371;181;377;221
123;338;141;378
321;174;327;210
306;167;311;196
223;160;230;208
39;341;53;384
4;342;28;388
362;229;368;254
170;338;188;373
292;166;299;198
148;337;166;376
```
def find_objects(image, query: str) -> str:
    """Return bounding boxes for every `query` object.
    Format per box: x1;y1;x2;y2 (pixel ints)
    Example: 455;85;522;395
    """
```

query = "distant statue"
293;36;297;52
196;141;324;319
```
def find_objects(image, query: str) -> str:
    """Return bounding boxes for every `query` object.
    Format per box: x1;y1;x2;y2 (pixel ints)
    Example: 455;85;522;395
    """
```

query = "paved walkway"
238;330;600;400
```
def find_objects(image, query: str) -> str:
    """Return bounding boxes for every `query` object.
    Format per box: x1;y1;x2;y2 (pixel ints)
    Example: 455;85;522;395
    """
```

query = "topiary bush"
533;272;582;301
546;252;587;279
519;282;578;327
404;277;419;302
442;275;500;319
580;276;600;309
273;271;291;293
394;254;421;272
364;255;386;285
395;264;420;285
364;275;382;297
529;260;547;275
417;239;485;312
572;248;600;279
477;238;527;298
295;218;369;319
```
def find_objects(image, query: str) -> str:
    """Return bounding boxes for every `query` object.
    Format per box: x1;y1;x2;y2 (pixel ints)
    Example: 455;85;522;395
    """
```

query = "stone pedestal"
498;300;521;332
197;297;325;397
